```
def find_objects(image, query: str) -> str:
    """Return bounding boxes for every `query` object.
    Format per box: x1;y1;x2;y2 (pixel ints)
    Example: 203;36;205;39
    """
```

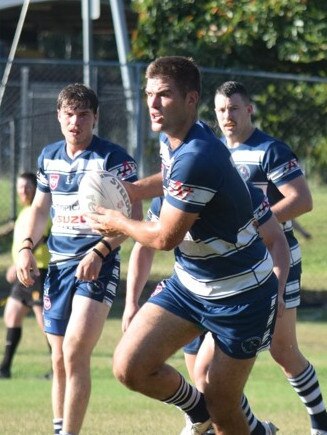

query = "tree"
130;0;327;181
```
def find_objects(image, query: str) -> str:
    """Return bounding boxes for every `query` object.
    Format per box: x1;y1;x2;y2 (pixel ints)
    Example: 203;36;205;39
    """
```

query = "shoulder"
91;136;134;159
40;140;65;159
253;129;293;153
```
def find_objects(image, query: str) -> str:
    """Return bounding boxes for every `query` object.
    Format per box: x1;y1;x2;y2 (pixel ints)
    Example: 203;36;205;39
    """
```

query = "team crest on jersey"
168;180;194;200
50;174;60;190
236;164;251;181
43;296;51;310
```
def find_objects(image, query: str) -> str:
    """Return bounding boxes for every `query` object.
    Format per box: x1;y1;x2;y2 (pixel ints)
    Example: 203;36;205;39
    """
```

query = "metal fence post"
20;66;30;172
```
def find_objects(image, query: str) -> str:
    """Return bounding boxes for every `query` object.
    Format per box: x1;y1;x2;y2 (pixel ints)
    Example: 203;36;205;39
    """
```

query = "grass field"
0;309;326;434
0;182;326;434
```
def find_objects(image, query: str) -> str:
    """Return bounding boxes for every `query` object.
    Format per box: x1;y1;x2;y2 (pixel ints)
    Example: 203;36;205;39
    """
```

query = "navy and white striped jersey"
224;128;302;277
158;120;274;299
37;135;137;267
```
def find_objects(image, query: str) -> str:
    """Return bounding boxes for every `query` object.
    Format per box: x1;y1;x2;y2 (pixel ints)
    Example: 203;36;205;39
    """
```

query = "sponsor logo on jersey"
50;174;60;190
256;196;270;220
285;158;299;173
53;214;86;225
168;180;194;200
116;160;137;179
66;174;74;184
44;319;51;328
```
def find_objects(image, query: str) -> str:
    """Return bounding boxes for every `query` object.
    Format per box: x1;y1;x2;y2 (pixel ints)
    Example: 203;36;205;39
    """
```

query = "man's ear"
93;111;99;128
187;90;199;107
247;104;254;115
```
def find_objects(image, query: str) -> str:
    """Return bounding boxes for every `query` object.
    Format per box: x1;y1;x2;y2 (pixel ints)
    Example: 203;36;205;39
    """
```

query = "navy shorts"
43;257;120;336
149;273;278;359
11;269;48;308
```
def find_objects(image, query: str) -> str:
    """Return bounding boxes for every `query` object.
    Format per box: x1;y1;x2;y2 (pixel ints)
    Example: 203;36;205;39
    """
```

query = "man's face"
145;76;190;136
214;93;253;143
16;178;35;206
57;103;97;148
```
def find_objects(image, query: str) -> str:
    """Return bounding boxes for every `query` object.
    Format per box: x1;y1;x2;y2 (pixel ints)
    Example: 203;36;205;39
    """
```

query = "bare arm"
87;199;198;251
258;213;290;317
122;242;155;332
76;199;144;281
123;172;163;203
16;189;52;286
271;175;313;222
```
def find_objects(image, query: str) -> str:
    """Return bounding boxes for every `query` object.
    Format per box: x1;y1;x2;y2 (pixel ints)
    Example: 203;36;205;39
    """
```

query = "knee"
270;340;300;367
113;349;142;391
193;365;208;393
62;340;91;374
51;348;65;375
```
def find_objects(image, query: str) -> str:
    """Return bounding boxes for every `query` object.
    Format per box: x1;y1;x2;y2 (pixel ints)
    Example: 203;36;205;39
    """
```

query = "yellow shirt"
12;206;51;269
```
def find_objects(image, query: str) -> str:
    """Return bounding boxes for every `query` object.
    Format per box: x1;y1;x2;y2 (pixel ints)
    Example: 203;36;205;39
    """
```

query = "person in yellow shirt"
0;172;51;379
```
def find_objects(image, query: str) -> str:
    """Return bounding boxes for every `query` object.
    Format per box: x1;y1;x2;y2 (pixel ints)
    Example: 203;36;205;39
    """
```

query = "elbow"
305;191;313;213
306;198;313;213
153;238;177;251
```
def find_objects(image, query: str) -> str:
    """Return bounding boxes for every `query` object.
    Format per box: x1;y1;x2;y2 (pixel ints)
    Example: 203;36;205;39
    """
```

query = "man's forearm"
125;172;163;203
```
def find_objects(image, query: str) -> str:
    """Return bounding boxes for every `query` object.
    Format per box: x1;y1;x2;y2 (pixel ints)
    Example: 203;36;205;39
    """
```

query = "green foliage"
131;0;327;74
131;0;327;178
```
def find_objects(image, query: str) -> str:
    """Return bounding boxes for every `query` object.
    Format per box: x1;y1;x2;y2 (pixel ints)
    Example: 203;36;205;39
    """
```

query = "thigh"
4;296;29;326
114;302;202;373
271;306;298;349
63;294;110;355
206;343;256;408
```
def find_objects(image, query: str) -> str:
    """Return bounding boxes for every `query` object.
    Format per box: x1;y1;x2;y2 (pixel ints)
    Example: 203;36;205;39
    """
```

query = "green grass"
297;184;327;291
0;310;326;434
0;183;326;434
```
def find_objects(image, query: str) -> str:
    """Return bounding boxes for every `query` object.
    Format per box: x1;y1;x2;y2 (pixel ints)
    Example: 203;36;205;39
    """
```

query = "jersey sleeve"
36;149;50;193
165;152;217;214
263;140;303;187
248;182;272;226
104;149;138;183
146;197;163;222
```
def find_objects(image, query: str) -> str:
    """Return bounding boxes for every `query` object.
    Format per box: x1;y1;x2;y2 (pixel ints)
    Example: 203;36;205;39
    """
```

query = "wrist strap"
19;246;32;253
92;248;105;260
100;239;112;253
22;237;34;246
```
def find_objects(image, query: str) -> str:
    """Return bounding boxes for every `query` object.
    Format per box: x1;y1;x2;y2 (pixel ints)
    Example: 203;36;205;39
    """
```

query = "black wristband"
22;237;34;246
19;246;32;253
100;239;112;253
92;248;105;260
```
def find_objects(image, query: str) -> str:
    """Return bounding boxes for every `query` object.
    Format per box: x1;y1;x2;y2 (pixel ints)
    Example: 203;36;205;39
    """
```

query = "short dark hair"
57;83;99;114
146;56;201;98
215;81;251;104
19;172;37;187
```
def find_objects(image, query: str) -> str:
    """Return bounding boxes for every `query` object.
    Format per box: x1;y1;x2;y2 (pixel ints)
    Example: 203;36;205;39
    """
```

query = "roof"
1;0;58;9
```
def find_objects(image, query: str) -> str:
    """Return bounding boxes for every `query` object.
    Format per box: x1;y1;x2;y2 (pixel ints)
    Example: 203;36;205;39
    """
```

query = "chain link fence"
0;58;326;219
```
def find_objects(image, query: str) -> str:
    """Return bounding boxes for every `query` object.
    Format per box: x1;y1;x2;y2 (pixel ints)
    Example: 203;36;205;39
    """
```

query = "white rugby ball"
78;172;132;217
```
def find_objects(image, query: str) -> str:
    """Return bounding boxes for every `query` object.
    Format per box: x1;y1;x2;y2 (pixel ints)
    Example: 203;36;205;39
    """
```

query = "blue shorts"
149;273;278;359
43;257;120;336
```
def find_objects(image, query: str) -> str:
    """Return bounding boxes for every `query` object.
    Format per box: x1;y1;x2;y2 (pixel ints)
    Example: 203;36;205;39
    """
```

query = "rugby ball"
78;172;132;217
